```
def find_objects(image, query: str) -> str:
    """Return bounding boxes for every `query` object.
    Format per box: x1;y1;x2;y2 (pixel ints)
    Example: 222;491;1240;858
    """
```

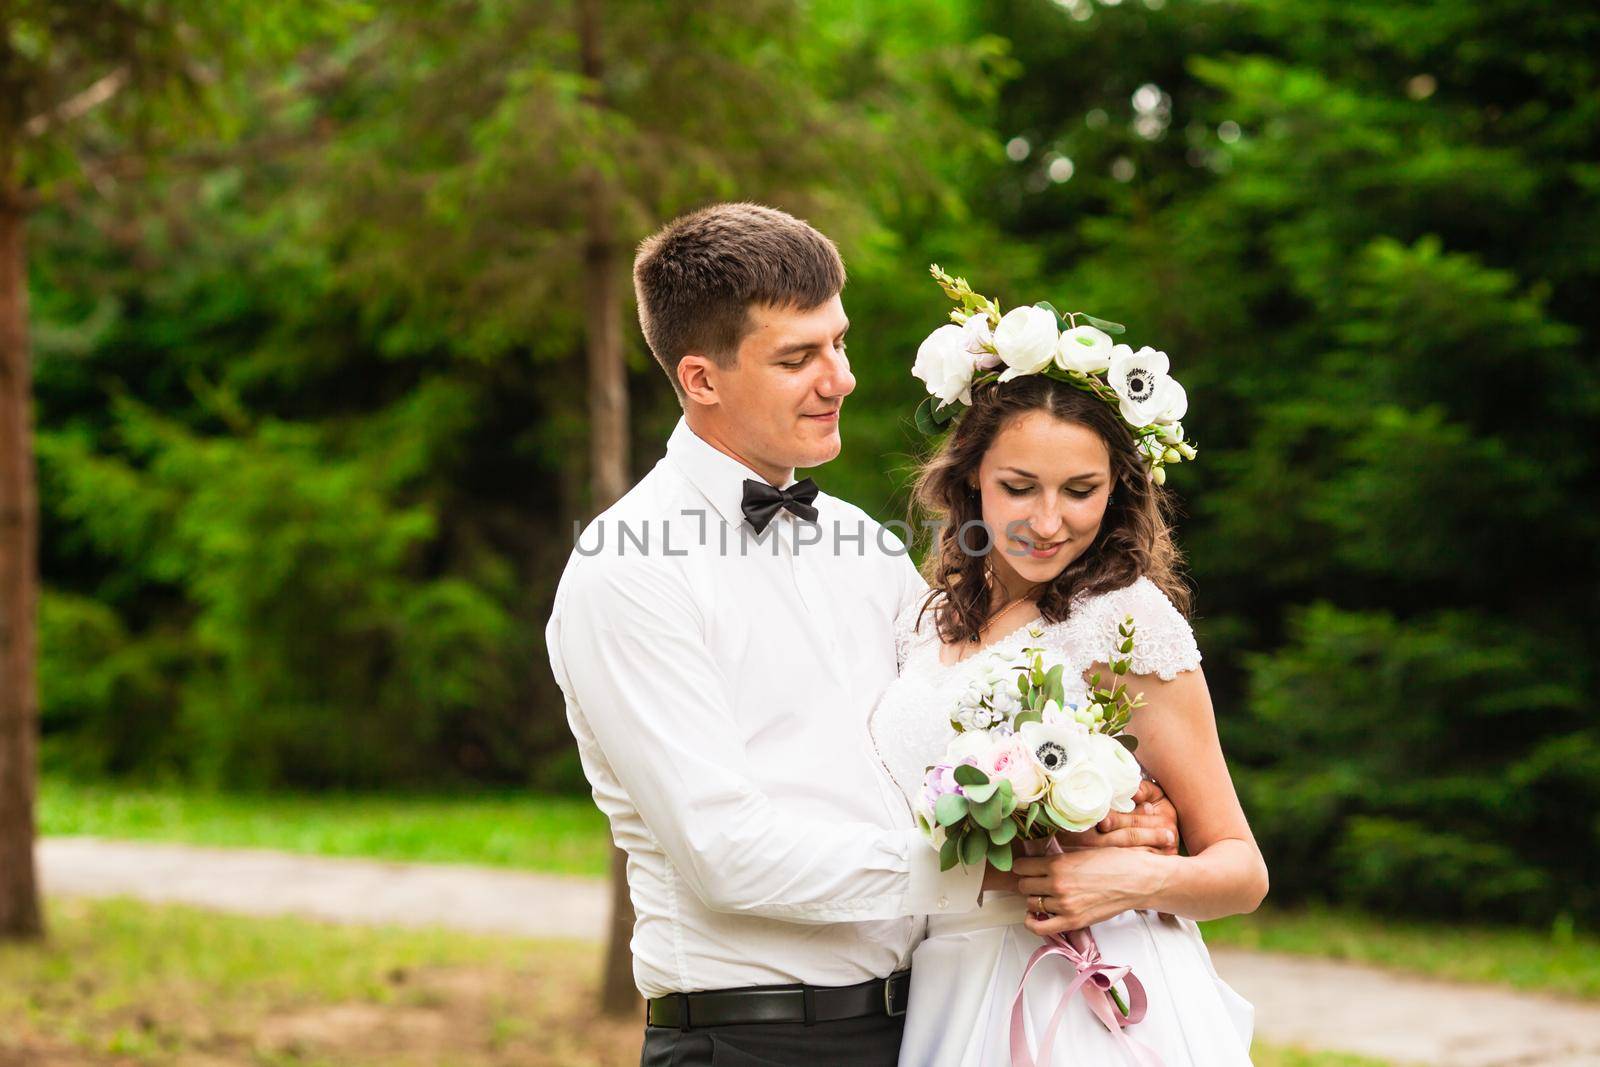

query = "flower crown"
911;265;1195;484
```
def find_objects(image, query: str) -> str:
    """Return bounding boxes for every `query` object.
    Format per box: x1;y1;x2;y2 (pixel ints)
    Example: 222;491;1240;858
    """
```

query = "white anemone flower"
1153;377;1187;426
1016;719;1088;776
1107;344;1182;427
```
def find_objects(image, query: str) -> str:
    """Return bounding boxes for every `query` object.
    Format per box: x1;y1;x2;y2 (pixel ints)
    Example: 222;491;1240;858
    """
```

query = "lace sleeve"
894;593;934;672
1081;577;1201;681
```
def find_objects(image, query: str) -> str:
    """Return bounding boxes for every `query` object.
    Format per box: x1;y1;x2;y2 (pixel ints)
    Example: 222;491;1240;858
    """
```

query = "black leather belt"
647;969;910;1030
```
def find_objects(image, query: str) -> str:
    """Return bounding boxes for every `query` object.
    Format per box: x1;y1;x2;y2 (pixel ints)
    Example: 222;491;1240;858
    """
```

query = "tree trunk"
577;0;637;1019
0;148;44;942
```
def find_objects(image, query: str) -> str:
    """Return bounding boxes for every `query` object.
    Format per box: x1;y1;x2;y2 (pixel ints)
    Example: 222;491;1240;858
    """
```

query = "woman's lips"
1015;537;1063;559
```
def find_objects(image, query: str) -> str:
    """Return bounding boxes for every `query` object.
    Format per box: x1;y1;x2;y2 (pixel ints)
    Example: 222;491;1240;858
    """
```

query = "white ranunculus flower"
1108;344;1181;427
1084;732;1143;812
1055;324;1114;374
1047;758;1115;831
1017;720;1087;776
947;730;994;764
993;306;1060;383
913;324;978;406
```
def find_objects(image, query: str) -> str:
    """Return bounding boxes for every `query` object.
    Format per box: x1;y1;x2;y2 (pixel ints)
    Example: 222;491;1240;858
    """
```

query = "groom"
546;202;1179;1066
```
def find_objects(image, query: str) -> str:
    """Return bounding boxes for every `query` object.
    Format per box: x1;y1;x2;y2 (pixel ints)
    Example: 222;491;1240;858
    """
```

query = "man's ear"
678;354;722;407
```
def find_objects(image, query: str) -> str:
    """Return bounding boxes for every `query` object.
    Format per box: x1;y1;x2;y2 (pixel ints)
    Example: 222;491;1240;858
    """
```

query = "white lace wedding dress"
870;577;1255;1066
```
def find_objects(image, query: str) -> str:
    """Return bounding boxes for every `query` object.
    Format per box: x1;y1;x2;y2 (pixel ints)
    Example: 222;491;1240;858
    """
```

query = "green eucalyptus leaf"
1045;665;1065;704
939;831;961;871
991;818;1018;845
964;781;999;804
1116;733;1139;753
972;793;1005;830
1081;314;1126;335
913;396;941;435
961;827;988;867
987;838;1015;872
953;764;990;787
935;793;969;827
1013;709;1043;728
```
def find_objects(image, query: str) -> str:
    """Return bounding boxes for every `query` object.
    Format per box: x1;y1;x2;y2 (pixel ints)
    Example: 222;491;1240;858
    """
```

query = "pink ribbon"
1008;925;1165;1067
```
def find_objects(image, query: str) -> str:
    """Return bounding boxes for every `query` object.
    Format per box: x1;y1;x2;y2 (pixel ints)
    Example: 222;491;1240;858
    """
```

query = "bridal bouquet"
915;616;1148;872
918;617;1167;1064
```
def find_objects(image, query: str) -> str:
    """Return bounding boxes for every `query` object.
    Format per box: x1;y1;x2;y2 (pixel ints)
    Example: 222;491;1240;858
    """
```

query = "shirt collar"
665;416;809;529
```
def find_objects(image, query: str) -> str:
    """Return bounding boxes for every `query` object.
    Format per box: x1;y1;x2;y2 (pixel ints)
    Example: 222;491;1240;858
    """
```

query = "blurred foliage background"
25;0;1599;929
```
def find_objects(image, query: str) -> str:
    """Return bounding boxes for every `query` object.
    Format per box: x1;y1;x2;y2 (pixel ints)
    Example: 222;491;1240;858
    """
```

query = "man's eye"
781;359;806;368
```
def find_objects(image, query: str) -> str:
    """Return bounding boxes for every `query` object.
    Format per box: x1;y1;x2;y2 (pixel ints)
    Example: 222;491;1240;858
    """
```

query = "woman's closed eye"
1001;483;1095;499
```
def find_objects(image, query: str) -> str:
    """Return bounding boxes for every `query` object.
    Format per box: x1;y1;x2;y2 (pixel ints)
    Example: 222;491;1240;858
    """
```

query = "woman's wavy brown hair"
911;374;1191;645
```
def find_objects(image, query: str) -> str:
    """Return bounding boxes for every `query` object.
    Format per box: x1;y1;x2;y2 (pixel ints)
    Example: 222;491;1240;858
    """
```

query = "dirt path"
37;835;1600;1067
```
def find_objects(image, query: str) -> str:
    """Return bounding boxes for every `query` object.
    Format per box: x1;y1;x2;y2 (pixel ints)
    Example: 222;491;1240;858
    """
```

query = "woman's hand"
1012;847;1167;936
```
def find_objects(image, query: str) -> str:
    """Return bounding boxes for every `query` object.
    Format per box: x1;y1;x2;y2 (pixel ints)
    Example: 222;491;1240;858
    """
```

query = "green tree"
0;0;359;941
314;0;1005;1014
27;0;1011;1003
980;0;1600;924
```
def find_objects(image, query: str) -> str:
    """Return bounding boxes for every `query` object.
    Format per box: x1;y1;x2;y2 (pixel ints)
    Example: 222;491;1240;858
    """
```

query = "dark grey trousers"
640;1012;905;1067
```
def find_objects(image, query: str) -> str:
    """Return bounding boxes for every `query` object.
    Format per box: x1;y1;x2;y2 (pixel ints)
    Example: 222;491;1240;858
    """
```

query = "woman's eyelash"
1001;484;1095;498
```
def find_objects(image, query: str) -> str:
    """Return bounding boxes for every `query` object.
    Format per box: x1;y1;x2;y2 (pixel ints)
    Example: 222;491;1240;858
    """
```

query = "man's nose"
819;348;856;399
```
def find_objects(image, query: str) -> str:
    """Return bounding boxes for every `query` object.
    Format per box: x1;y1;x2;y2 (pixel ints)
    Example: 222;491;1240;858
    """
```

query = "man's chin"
794;437;842;471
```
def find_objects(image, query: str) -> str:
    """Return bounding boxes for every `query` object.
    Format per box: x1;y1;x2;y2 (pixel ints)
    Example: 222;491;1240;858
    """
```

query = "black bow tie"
741;477;820;534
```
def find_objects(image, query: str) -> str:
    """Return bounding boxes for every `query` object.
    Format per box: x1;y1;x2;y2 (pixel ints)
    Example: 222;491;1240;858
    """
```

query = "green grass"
0;896;1384;1067
39;774;1599;1004
1204;905;1600;999
38;772;613;877
0;895;638;1065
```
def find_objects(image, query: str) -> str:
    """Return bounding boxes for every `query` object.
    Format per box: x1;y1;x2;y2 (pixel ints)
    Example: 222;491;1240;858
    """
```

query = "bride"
871;302;1266;1064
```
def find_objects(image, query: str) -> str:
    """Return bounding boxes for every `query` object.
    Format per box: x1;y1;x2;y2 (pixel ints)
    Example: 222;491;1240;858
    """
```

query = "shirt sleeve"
548;554;984;924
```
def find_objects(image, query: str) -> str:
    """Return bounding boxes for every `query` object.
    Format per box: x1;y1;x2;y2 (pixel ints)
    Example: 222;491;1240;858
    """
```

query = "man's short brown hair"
633;203;846;398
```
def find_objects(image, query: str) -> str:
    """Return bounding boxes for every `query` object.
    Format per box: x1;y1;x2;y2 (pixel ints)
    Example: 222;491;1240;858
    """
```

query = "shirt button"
936;895;949;910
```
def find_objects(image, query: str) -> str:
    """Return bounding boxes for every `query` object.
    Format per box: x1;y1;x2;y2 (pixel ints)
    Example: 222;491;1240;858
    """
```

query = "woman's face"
974;410;1114;596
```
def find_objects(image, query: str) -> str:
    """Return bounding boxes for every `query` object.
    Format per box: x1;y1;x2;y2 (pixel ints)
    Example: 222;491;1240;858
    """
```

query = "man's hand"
1057;779;1179;854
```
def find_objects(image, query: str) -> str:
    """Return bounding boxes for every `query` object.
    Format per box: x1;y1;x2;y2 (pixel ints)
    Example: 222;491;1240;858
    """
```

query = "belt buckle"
883;974;907;1018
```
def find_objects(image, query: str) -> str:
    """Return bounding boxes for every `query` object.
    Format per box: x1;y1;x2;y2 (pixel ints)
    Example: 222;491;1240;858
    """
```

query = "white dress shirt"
546;416;984;998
